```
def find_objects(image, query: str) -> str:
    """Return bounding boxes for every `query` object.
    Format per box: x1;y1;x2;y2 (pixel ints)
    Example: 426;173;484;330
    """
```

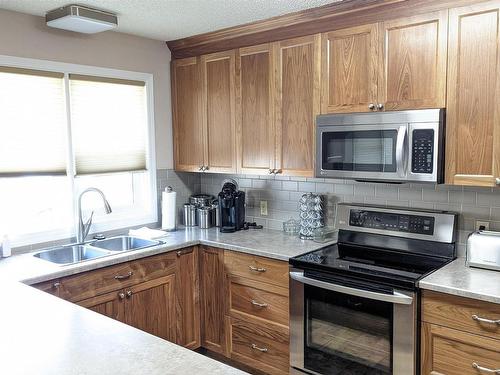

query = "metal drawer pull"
114;271;133;280
472;362;500;373
251;300;268;308
249;266;267;273
251;344;268;352
472;315;500;325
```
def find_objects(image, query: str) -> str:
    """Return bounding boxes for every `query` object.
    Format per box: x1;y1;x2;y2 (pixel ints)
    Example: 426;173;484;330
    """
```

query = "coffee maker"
218;180;245;233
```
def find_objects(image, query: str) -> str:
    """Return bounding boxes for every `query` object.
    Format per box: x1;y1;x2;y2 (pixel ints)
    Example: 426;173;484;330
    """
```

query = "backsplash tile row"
194;172;500;257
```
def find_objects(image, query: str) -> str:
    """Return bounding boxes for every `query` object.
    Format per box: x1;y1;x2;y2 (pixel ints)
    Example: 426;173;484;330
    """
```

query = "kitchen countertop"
0;280;247;375
419;258;500;304
0;227;335;284
0;227;332;375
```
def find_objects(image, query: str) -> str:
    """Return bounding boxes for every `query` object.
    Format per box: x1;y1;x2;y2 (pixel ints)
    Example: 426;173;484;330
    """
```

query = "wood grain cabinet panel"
236;44;275;175
230;316;290;375
124;275;176;342
202;51;237;173
172;57;205;172
78;289;125;322
224;250;289;288
446;2;500;186
199;246;227;355
421;322;500;375
175;247;201;349
274;35;320;177
379;11;448;110
321;23;379;113
33;279;61;297
229;276;289;326
422;290;500;341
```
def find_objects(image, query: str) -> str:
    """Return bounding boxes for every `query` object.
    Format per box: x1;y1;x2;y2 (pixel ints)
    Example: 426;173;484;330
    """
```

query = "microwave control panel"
349;210;435;235
411;129;434;174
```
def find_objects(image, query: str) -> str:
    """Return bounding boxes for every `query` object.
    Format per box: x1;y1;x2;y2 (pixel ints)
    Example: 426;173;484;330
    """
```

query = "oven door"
290;270;416;375
316;124;408;182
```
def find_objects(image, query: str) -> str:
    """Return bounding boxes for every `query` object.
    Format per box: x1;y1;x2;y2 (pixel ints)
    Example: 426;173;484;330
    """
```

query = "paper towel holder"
162;185;177;232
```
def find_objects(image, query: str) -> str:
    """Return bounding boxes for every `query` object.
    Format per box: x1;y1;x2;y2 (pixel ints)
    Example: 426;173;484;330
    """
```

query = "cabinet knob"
274;169;282;175
269;169;274;174
198;166;204;171
118;292;126;300
496;178;500;186
53;282;60;289
377;103;384;110
368;103;375;110
204;165;209;171
126;290;133;298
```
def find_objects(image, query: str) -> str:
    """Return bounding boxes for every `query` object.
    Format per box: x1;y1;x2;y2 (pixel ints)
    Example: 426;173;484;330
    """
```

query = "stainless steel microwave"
316;109;445;183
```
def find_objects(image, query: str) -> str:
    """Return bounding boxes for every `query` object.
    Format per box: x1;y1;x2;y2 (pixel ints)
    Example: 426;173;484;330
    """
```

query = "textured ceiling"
0;0;342;41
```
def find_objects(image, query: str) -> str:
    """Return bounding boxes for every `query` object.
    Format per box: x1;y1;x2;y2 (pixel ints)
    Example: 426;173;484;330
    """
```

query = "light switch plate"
260;200;268;216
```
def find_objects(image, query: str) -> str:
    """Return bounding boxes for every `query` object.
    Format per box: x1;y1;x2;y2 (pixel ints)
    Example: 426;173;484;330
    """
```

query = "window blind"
69;74;148;175
0;67;67;176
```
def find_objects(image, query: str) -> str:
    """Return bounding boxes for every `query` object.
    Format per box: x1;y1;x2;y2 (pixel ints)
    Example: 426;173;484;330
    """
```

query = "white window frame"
0;55;158;247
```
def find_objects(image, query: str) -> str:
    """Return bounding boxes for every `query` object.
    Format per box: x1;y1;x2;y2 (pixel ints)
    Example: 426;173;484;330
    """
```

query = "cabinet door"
421;322;500;375
78;290;125;322
379;11;448;111
201;51;237;174
199;246;227;355
33;279;61;297
175;247;201;349
446;3;500;187
236;44;275;175
321;23;379;113
172;57;205;172
274;35;320;177
124;275;176;342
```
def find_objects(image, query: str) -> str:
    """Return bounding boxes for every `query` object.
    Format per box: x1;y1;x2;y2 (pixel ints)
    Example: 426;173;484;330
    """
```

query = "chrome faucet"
77;187;112;243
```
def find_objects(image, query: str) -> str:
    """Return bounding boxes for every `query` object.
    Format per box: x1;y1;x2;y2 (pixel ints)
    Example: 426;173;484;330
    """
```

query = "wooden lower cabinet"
78;288;125;321
124;275;176;342
199;246;227;355
230;315;290;375
421;291;500;375
421;323;500;375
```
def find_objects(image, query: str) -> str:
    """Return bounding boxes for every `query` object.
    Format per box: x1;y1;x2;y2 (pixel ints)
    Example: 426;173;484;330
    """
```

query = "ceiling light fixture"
46;4;118;34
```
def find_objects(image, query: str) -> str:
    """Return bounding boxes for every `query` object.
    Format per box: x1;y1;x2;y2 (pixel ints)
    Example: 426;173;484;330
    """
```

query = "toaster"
466;230;500;271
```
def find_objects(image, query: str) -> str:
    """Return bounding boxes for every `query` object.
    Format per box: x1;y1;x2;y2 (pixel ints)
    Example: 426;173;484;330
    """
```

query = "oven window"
321;130;398;172
304;285;393;374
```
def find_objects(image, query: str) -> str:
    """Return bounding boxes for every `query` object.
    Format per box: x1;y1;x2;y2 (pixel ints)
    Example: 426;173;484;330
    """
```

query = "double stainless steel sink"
33;236;162;266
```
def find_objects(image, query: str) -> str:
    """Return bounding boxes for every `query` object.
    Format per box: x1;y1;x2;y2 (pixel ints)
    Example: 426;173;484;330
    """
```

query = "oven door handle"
289;271;413;305
396;125;408;178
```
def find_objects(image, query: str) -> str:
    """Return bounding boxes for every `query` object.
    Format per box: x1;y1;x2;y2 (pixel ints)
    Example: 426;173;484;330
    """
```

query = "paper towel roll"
161;186;177;231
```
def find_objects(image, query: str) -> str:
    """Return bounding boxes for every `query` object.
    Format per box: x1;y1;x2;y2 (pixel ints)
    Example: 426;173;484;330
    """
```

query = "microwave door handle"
395;125;408;177
289;271;413;305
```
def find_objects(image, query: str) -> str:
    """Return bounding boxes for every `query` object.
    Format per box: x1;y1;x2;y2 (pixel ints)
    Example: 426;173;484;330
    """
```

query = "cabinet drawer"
422;290;500;340
59;252;177;302
224;251;289;288
230;317;289;375
229;277;288;326
422;323;500;375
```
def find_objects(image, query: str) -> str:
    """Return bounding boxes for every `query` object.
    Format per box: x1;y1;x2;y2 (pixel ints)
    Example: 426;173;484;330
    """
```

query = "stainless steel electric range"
289;204;458;375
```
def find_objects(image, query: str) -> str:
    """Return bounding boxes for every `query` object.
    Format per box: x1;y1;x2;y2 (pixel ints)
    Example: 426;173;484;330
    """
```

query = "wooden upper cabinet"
446;2;500;187
172;57;205;172
274;35;321;177
201;51;237;173
380;11;448;111
321;23;379;113
236;44;275;175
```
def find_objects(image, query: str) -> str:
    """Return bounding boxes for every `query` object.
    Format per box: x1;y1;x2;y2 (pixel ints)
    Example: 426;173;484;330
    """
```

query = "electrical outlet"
260;200;268;216
475;220;490;231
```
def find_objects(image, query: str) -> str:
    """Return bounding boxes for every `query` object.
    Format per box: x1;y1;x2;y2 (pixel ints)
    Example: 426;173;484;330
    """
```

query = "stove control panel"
349;209;435;235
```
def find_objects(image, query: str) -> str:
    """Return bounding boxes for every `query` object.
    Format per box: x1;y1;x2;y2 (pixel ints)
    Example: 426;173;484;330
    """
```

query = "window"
0;56;157;246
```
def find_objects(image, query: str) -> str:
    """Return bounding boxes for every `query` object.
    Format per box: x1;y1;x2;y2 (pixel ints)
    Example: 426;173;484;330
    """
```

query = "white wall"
0;9;173;168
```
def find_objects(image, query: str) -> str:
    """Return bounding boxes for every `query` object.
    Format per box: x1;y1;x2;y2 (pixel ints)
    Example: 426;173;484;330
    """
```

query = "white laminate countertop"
0;227;335;284
419;258;500;304
0;281;247;375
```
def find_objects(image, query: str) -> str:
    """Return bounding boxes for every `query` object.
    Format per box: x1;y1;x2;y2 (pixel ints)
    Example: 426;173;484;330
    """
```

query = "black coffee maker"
218;181;245;233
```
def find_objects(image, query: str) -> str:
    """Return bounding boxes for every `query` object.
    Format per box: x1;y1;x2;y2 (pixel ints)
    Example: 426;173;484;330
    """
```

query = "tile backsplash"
181;171;500;257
